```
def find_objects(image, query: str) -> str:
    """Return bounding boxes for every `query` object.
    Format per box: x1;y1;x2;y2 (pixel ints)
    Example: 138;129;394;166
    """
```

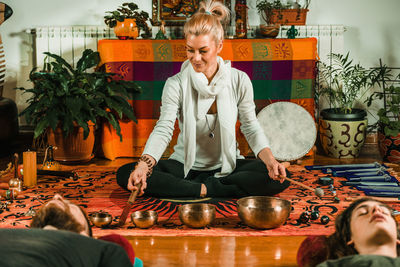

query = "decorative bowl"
237;196;291;229
89;211;113;227
178;203;216;229
131;210;158;229
259;24;280;38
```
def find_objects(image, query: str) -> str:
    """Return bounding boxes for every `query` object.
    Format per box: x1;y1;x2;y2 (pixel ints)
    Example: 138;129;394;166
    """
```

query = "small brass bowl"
178;203;216;229
89;211;113;228
131;210;158;229
237;196;291;229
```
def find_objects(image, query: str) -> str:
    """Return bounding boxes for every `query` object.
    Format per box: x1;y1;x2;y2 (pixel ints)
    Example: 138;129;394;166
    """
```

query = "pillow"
99;234;135;265
297;235;329;267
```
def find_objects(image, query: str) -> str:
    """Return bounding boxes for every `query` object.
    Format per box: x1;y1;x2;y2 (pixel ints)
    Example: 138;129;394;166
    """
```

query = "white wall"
1;0;399;124
0;0;152;112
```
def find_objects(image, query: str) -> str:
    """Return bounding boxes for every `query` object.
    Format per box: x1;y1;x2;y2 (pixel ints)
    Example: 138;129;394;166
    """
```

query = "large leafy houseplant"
17;49;141;141
375;85;400;137
317;52;381;116
104;2;151;39
366;66;400;137
365;65;400;162
316;52;382;158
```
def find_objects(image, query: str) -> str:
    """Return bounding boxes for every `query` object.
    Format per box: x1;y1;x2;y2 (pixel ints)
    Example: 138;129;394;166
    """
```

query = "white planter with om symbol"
319;119;367;158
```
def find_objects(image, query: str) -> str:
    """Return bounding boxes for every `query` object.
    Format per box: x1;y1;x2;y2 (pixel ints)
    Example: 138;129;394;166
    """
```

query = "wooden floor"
88;144;382;267
0;143;383;267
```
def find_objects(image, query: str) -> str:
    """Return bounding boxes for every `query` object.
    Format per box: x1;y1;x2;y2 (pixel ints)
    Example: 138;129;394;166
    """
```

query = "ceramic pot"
319;109;367;158
378;129;400;163
259;24;280;38
47;122;95;162
114;18;139;40
266;9;308;26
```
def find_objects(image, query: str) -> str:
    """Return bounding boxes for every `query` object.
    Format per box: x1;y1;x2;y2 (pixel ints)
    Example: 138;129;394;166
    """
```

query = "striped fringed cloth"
98;38;318;160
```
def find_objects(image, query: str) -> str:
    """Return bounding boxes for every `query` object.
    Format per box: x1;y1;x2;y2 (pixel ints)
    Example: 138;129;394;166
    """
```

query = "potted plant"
17;49;141;162
366;65;400;162
256;0;310;27
317;52;382;158
104;2;152;39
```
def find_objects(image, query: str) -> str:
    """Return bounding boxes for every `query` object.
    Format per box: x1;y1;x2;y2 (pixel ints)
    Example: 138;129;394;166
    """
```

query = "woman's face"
186;34;222;79
349;200;398;250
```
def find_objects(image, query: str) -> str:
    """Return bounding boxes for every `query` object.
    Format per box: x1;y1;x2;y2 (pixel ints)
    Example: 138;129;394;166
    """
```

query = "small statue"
235;0;248;39
155;20;167;40
286;25;298;39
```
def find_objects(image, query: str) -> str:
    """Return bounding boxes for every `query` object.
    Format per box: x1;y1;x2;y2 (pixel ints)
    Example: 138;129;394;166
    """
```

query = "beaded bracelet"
137;155;154;178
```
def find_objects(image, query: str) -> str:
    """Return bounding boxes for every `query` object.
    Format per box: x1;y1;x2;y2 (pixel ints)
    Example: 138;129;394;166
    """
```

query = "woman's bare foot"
200;183;207;198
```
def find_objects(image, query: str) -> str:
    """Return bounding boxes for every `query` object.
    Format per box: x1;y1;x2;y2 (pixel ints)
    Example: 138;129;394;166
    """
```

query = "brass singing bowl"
237;196;291;229
89;211;113;228
178;203;216;229
131;210;158;229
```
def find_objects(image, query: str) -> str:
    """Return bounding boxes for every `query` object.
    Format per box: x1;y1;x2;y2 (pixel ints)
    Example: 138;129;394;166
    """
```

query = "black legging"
116;159;290;198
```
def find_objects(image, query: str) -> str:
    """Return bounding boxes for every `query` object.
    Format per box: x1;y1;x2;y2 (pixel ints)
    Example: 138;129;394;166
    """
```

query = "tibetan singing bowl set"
90;196;291;230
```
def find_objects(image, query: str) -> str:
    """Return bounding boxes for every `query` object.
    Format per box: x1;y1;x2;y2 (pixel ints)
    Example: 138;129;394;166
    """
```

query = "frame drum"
257;102;316;161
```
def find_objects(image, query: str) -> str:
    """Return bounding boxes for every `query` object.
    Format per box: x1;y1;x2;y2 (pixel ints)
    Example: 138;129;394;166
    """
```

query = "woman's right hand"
127;162;148;196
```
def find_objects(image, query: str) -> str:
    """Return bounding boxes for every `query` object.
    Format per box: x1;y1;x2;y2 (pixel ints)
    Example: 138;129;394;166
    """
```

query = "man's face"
35;194;91;236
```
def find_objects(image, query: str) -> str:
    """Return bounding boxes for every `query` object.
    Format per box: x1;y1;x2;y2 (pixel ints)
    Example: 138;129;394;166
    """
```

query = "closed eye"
380;206;391;215
357;208;368;216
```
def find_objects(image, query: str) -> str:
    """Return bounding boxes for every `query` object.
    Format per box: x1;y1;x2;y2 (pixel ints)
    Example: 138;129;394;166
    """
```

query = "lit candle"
23;151;37;187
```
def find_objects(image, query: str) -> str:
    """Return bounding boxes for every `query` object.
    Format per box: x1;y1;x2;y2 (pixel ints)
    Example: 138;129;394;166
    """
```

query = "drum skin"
257;102;316;161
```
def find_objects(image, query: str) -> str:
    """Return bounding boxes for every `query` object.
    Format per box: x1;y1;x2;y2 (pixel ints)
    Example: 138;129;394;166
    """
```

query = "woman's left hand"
258;148;287;183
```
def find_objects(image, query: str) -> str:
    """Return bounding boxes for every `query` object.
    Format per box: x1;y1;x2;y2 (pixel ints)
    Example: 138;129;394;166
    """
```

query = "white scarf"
181;56;237;178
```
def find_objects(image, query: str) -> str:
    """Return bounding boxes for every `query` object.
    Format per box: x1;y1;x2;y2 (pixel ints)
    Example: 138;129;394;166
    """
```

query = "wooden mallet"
118;182;142;227
279;175;324;198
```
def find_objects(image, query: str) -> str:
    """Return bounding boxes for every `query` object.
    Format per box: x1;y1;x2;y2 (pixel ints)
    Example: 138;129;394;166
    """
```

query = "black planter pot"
320;108;367;121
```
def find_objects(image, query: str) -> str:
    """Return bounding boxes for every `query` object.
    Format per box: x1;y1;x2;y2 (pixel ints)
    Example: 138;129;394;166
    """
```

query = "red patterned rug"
1;165;397;237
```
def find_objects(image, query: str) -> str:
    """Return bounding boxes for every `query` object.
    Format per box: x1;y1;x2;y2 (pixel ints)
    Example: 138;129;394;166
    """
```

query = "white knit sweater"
142;60;270;176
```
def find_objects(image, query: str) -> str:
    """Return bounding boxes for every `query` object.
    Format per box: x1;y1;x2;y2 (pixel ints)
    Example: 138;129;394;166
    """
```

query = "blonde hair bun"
199;0;230;24
184;0;230;43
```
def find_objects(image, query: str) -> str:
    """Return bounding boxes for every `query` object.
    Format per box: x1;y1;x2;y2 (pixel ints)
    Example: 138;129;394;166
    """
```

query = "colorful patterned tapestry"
98;39;318;159
2;164;396;238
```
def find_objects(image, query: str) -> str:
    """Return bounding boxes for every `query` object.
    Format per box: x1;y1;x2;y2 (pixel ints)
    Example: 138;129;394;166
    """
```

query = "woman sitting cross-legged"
317;197;400;267
116;0;290;199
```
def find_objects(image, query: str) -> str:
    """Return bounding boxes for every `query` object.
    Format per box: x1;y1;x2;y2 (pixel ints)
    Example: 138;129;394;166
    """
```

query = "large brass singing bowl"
237;196;291;229
131;210;158;229
178;203;216;229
